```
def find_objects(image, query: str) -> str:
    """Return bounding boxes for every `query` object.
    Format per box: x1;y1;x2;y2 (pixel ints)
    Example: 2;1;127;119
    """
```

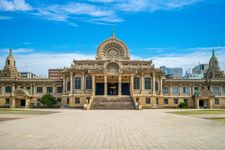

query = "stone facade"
0;34;225;109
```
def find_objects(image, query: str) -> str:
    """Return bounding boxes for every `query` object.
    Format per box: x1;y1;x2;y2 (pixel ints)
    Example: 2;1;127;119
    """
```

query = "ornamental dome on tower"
2;49;20;78
206;50;224;78
96;32;130;60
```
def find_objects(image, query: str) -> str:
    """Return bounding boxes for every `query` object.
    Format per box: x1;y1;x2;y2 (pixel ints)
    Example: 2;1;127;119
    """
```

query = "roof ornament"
9;49;13;56
111;26;115;39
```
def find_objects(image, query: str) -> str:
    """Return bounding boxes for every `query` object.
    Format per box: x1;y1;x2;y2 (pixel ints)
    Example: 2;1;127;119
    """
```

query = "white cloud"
132;47;225;74
0;0;32;11
0;51;95;76
0;0;204;26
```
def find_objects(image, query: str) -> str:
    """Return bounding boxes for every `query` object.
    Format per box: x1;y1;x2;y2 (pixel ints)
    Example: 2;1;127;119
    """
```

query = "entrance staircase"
90;96;135;110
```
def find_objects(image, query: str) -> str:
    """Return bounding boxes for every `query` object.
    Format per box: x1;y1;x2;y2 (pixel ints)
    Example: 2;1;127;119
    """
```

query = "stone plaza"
0;109;225;150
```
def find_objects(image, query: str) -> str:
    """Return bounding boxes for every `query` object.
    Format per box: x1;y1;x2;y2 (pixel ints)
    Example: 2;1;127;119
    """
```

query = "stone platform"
0;109;225;150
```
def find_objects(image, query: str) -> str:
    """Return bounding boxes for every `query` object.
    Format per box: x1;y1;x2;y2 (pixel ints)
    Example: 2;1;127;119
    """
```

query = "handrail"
131;96;141;110
83;96;94;110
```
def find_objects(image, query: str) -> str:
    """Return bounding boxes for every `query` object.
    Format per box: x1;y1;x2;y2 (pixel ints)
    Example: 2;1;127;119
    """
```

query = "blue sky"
0;0;225;76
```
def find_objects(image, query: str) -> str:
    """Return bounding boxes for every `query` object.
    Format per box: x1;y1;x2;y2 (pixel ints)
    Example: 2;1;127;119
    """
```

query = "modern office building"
160;66;183;78
20;72;38;79
48;69;63;79
192;64;209;74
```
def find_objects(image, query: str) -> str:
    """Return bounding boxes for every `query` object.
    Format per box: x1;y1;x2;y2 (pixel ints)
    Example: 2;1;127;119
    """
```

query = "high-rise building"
48;69;63;79
160;66;183;78
20;72;38;79
192;64;208;74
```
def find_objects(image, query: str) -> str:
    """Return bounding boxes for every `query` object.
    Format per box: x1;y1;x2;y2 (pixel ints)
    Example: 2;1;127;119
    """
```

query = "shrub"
41;94;57;107
178;102;188;109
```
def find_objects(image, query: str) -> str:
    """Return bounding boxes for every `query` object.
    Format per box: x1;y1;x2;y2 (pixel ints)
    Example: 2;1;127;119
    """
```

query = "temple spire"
9;49;13;56
212;49;215;57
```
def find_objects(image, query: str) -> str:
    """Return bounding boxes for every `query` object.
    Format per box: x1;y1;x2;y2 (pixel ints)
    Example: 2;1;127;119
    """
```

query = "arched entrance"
12;89;31;108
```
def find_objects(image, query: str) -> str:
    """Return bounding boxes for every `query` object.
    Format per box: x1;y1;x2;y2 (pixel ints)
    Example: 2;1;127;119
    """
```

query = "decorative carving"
107;49;119;59
107;63;119;73
96;36;130;60
14;89;29;97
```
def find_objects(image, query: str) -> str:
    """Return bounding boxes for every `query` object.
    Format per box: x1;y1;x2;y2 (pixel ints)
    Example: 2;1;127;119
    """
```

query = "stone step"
91;96;135;110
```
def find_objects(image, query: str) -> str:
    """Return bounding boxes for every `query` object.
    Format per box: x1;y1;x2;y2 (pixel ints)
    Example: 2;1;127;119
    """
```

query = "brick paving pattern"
0;109;225;150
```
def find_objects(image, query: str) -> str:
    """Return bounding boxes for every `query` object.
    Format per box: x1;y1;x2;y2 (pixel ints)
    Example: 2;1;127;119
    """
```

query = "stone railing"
83;96;94;110
72;65;104;70
123;65;153;70
131;96;142;110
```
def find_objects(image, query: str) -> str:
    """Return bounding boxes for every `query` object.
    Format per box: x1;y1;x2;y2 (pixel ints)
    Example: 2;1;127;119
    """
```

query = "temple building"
0;34;225;109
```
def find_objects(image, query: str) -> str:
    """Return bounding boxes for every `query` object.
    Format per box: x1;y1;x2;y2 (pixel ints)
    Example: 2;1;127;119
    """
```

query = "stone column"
25;98;30;108
192;84;195;95
30;84;33;95
53;84;56;94
179;84;182;96
82;73;85;94
130;74;134;96
169;84;172;96
141;73;144;93
33;84;37;96
63;74;66;94
189;84;192;96
12;84;15;96
104;75;107;96
152;73;155;95
1;85;5;95
118;74;122;96
43;84;46;94
11;98;16;108
160;77;163;95
92;75;95;96
196;98;199;109
220;84;223;96
70;72;73;94
209;99;213;109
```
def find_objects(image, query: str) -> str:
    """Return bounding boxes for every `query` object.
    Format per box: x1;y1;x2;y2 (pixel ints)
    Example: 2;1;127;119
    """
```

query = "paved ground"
0;109;225;150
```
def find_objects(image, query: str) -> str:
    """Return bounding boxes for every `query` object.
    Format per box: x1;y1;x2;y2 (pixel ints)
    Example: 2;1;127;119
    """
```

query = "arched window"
7;59;10;65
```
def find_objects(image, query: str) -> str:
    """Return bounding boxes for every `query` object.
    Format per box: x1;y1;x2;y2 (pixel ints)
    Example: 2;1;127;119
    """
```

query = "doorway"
20;99;26;107
122;83;130;95
108;83;118;95
199;100;204;108
96;83;104;95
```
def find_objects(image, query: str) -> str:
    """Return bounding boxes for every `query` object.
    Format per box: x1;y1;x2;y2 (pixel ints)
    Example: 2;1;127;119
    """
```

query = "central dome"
96;34;130;60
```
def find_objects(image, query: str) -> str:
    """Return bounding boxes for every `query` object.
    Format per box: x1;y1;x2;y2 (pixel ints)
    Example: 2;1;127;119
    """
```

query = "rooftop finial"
212;49;215;56
111;26;115;38
9;49;13;56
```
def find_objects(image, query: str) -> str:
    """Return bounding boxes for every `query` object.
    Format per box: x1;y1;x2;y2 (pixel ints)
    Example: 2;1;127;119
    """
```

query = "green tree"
178;102;188;109
41;94;57;107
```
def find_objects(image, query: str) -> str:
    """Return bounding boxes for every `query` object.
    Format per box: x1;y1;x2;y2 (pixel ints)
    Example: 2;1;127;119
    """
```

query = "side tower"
2;49;20;78
206;50;224;78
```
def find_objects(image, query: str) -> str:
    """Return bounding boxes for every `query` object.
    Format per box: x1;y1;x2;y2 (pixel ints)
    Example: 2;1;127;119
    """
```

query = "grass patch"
0;108;55;115
206;118;225;123
170;110;225;115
